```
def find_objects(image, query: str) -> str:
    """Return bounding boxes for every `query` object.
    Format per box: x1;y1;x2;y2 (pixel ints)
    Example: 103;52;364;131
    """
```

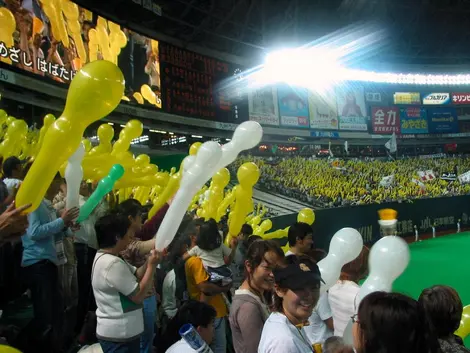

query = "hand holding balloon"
77;164;124;222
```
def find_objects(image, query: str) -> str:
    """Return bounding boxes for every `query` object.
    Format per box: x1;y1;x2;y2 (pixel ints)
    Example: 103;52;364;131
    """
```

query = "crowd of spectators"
232;155;470;208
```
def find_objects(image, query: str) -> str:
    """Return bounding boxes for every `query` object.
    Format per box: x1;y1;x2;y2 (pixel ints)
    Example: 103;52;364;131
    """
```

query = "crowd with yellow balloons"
233;155;470;207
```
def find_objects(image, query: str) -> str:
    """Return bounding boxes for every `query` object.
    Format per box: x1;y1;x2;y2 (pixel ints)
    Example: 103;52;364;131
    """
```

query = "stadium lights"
258;47;470;87
131;135;149;145
150;129;167;134
107;122;114;125
191;135;203;139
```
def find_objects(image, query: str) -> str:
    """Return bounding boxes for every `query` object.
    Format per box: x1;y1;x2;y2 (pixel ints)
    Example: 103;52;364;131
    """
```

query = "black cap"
274;255;324;291
2;157;24;178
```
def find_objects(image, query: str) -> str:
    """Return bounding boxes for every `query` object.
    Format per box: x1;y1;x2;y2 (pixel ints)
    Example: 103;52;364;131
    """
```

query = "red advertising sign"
452;93;470;104
371;107;400;134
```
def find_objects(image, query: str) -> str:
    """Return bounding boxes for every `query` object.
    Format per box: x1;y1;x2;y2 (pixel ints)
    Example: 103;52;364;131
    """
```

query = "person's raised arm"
129;250;162;304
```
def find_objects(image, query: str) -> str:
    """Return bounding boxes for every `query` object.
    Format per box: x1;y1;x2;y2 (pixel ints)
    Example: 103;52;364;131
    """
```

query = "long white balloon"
65;143;85;210
342;235;410;344
154;122;263;250
317;227;363;294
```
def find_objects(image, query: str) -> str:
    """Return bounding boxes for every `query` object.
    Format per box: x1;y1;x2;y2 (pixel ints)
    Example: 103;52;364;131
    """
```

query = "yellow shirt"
185;256;228;318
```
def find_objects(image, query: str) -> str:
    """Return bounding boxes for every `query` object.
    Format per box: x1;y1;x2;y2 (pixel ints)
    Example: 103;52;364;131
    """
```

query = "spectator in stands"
185;219;231;353
258;255;322;353
231;224;255;292
163;300;217;353
304;249;334;345
52;180;78;310
21;173;79;352
285;222;314;256
230;240;284;353
161;219;199;323
92;213;162;353
329;246;369;336
323;336;353;353
2;157;24;196
117;199;166;353
74;181;108;334
419;285;470;353
353;292;440;353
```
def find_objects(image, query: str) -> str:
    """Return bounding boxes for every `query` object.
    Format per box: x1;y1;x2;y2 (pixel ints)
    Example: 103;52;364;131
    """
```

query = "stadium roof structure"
76;0;470;69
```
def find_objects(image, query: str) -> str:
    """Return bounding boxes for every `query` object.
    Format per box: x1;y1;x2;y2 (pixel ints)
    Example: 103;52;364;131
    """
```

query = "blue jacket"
21;199;69;267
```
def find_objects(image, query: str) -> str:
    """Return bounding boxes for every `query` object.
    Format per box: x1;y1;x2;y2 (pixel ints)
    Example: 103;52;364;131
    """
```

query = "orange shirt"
185;256;228;318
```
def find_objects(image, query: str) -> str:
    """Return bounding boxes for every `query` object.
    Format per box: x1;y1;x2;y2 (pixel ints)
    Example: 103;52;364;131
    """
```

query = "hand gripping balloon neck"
77;164;124;222
154;121;264;251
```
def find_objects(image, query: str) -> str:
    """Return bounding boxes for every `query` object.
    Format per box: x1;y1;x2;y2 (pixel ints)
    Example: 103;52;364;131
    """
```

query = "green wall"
151;154;186;172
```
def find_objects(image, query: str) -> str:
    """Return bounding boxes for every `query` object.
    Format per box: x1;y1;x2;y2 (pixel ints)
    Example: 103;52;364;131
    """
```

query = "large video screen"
0;0;161;107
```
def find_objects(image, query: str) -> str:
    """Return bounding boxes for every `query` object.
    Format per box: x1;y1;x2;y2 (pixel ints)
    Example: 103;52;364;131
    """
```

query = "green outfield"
393;232;470;346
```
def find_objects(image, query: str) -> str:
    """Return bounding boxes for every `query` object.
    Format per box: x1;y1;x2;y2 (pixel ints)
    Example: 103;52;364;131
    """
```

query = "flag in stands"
418;170;436;182
385;133;397;153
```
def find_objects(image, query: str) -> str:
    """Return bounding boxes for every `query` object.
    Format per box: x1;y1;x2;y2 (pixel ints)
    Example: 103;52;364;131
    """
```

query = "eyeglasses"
351;314;359;324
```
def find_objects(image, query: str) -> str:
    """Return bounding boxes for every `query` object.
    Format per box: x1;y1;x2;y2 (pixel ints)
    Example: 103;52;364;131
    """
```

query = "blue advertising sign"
427;107;459;134
277;85;310;128
400;107;428;134
310;131;340;138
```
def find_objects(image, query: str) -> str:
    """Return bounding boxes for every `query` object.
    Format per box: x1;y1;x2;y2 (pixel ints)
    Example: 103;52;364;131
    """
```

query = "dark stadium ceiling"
74;0;470;68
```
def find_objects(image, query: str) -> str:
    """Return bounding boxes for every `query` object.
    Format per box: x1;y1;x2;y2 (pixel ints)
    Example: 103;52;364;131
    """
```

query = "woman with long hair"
258;255;323;353
229;240;284;353
353;292;440;353
328;246;369;336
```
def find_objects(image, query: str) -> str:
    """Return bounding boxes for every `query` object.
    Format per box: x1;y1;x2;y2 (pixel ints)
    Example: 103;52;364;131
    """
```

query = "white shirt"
328;280;360;337
165;339;197;353
162;269;177;319
188;245;231;268
4;178;21;196
285;250;294;257
305;293;333;344
92;252;144;341
258;312;314;353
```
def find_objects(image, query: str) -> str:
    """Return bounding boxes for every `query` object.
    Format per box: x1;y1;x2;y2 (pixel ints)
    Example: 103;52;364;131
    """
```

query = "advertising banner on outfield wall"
393;92;421;105
336;86;368;131
277;84;310;128
452;93;470;104
248;86;280;126
422;93;451;105
427;107;459;134
371;107;400;134
400;107;428;134
308;90;338;130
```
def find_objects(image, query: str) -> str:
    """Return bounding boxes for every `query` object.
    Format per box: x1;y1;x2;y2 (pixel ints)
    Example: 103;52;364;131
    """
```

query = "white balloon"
65;143;85;211
318;228;363;294
155;141;222;250
154;122;264;250
357;236;409;303
343;235;410;344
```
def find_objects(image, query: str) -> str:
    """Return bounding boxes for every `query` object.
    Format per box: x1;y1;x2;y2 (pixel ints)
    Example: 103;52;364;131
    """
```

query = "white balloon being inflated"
154;121;263;251
357;235;410;303
317;227;363;294
65;143;85;211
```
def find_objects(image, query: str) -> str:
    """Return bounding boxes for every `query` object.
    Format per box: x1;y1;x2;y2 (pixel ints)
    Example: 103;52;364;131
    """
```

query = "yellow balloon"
297;208;315;225
456;305;470;339
90;123;114;155
16;60;125;212
261;227;288;240
189;142;202;156
0;345;22;353
148;172;181;218
237;162;260;187
82;138;92;152
0;7;16;49
141;84;157;105
133;92;144;104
